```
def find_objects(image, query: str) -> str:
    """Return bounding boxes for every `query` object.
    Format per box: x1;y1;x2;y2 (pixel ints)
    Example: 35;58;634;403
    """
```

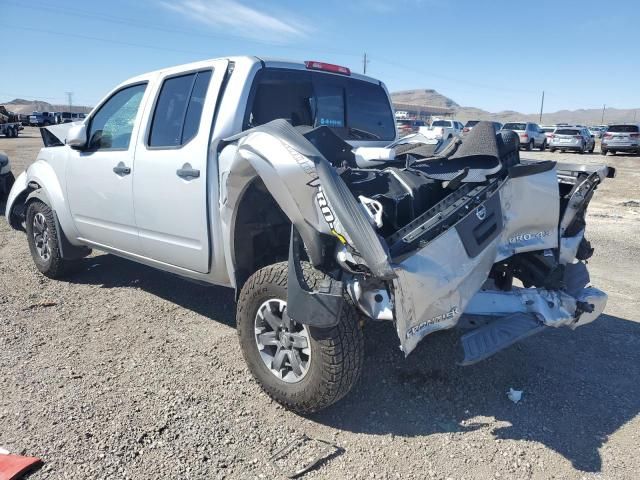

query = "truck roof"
122;56;381;87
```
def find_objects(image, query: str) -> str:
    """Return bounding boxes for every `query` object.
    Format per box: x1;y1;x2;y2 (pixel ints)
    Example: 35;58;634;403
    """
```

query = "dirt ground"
1;128;639;479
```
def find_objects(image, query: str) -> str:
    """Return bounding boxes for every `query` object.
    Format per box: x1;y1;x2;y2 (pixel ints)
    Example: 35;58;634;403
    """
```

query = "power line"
4;1;541;96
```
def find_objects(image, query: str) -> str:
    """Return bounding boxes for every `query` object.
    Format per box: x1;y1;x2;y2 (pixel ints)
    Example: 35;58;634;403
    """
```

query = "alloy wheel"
32;212;51;261
254;299;311;383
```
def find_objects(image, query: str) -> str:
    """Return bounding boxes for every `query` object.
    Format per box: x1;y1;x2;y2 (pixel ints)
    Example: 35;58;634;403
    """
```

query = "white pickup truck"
418;119;463;141
5;56;613;413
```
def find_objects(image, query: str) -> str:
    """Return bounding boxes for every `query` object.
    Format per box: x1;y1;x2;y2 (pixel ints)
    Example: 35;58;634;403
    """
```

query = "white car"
501;122;547;151
5;58;613;413
419;119;463;141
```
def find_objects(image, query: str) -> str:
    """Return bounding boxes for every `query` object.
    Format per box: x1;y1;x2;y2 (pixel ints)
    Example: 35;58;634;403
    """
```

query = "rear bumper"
550;143;582;150
602;143;639;151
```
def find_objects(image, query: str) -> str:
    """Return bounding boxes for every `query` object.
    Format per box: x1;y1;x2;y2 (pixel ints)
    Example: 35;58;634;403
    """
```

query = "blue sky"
1;0;638;113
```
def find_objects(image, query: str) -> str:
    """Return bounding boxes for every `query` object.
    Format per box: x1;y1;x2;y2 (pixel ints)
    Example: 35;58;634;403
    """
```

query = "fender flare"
25;188;91;261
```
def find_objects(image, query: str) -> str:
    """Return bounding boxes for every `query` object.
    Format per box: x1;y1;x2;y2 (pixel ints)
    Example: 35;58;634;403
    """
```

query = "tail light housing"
574;135;582;139
304;61;351;75
522;133;529;138
604;133;613;139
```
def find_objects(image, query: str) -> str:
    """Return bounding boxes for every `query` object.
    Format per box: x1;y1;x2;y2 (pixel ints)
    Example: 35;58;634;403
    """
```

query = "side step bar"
459;313;546;366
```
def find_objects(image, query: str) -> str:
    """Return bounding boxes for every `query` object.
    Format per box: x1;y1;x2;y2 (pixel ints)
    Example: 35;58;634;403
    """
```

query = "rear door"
132;60;228;273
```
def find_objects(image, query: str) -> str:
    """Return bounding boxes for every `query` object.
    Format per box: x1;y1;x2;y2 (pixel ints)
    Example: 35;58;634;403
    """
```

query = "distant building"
392;102;455;121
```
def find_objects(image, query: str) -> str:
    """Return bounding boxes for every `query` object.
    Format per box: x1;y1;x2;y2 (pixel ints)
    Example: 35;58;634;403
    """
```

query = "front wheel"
25;201;69;278
237;261;364;414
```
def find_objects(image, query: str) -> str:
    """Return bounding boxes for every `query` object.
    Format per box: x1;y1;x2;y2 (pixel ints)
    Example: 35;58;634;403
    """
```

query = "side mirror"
66;123;87;149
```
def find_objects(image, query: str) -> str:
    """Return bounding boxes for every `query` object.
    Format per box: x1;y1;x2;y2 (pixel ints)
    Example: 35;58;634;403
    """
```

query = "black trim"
508;160;556;178
286;227;343;328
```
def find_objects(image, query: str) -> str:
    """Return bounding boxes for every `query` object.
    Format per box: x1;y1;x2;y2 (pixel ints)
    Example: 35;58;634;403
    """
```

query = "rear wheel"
25;201;69;279
589;143;595;153
579;143;585;154
237;261;364;414
539;140;546;151
526;140;533;151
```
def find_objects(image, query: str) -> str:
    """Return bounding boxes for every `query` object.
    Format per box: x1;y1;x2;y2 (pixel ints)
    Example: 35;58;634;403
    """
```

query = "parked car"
28;111;57;127
549;126;595;153
588;126;604;139
60;112;86;123
0;151;15;198
501;122;547;151
601;124;640;155
462;120;503;136
540;125;557;144
418;119;463;140
396;119;426;137
4;57;612;413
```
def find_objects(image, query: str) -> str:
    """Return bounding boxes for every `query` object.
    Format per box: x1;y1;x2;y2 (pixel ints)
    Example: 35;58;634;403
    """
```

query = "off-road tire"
237;261;364;414
25;201;68;279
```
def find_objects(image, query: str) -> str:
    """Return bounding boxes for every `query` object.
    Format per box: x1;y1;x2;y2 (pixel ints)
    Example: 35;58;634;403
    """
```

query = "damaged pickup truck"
5;56;614;413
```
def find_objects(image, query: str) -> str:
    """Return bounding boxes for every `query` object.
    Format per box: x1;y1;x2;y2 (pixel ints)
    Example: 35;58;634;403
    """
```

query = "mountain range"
391;89;639;125
0;98;92;115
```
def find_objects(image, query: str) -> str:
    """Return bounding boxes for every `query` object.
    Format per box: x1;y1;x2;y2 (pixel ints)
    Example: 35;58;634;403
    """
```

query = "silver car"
549;126;595;154
601;124;640;155
501;122;547;151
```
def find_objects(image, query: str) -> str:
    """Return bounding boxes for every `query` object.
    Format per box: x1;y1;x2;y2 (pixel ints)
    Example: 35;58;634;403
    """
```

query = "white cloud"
160;0;309;43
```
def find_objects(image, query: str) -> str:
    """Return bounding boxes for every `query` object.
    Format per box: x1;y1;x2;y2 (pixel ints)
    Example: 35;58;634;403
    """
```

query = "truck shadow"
65;253;237;328
313;314;640;473
13;247;639;473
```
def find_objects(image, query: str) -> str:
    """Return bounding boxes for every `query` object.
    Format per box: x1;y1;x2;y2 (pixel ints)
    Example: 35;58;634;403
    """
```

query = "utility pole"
539;91;544;123
363;53;369;75
601;104;606;124
65;91;73;112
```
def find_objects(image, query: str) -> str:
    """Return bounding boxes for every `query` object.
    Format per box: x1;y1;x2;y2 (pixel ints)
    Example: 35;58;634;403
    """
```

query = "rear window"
245;68;395;141
465;120;479;127
541;127;554;133
608;124;639;133
503;123;526;130
432;120;452;127
556;129;580;135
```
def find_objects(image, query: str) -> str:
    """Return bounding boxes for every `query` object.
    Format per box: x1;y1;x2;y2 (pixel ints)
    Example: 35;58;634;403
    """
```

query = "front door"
66;83;148;253
132;61;228;273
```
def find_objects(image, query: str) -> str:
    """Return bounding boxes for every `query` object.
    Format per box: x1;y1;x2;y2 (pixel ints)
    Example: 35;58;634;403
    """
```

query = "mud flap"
286;227;344;328
459;313;546;365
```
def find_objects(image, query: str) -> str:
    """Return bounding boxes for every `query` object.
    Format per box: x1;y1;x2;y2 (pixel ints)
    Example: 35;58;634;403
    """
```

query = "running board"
459;313;546;366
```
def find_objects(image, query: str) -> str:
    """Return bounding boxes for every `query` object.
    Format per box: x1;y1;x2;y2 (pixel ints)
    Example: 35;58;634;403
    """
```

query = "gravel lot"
1;128;639;479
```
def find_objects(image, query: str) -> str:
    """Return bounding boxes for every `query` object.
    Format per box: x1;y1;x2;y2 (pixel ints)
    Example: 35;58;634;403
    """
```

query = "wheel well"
233;178;291;290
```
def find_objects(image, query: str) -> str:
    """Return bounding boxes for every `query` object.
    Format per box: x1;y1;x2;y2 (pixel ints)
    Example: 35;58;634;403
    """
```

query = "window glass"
149;73;194;147
432;120;452;127
149;70;212;148
556;129;580;135
244;68;395;141
503;122;526;130
182;70;212;143
346;80;395;140
88;84;146;150
608;124;639;133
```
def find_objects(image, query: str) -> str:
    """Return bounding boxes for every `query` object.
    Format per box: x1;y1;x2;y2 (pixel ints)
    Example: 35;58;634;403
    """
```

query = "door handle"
176;163;200;180
113;162;131;176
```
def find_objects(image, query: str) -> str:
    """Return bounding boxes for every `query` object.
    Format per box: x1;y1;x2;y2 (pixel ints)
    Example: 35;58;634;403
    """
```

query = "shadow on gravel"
66;253;236;327
313;313;640;473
